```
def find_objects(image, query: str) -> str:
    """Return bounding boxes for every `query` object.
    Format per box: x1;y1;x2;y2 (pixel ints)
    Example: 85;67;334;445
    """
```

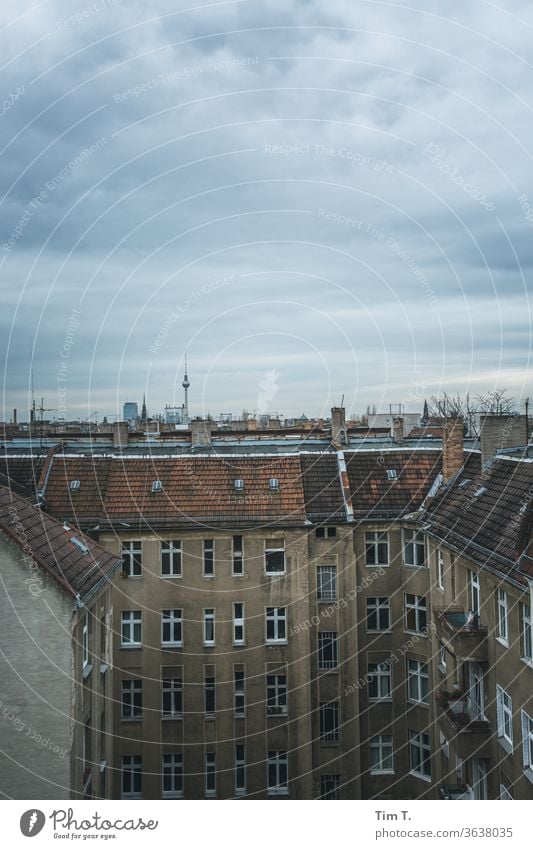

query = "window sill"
403;564;426;570
365;563;389;568
369;698;393;704
161;643;183;649
266;641;288;646
233;642;246;648
235;713;246;720
497;736;513;756
162;793;183;799
318;667;339;674
317;597;337;603
82;663;93;680
267;710;288;718
202;575;215;579
408;700;429;708
404;630;428;638
120;644;142;650
523;768;533;785
204;793;217;799
160;574;182;580
121;794;142;800
496;637;509;648
409;771;432;783
265;572;286;578
267;789;289;796
121;717;143;723
366;629;392;635
320;740;341;747
162;715;183;721
370;770;395;776
204;714;216;721
203;643;216;648
520;657;533;669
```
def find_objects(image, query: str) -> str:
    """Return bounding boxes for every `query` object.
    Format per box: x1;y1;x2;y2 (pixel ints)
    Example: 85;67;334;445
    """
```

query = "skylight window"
151;480;163;493
234;479;245;491
474;486;487;497
71;536;90;555
69;480;81;491
458;479;471;489
269;478;280;490
386;469;397;481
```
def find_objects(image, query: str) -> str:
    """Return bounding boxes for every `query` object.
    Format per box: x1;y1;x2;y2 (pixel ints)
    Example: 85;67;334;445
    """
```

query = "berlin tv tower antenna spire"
182;353;190;425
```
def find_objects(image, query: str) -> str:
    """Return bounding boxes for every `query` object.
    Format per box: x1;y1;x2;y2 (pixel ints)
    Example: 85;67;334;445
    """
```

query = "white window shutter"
522;711;529;768
496;686;504;736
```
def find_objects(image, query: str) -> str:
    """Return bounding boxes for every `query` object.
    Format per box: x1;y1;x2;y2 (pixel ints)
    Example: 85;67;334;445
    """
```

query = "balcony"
439;783;474;800
435;690;492;759
434;608;489;662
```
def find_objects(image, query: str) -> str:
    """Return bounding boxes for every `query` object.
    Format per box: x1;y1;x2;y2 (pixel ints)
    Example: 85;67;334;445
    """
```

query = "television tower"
182;354;190;425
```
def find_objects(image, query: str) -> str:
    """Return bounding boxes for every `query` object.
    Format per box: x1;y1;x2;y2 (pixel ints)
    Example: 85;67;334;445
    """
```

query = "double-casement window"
162;677;183;718
234;668;245;717
265;539;286;574
496;685;513;750
368;662;392;700
122;541;142;577
203;539;214;576
496;589;509;644
319;775;341;799
121;611;142;647
469;570;481;617
161;609;183;646
161;540;182;576
521;710;533;778
316;526;337;539
232;535;244;575
409;730;431;780
121;679;142;719
82;615;89;668
407;659;429;704
436;549;444;590
162;754;183;798
121;755;142;798
466;663;485;720
366;597;390;631
266;607;286;643
365;531;389;566
369;735;394;774
204;609;215;645
204;673;215;715
235;745;246;796
205;752;216;797
267;751;288;795
233;603;245;645
317;565;337;600
403;529;425;567
405;594;427;633
319;701;340;742
266;673;287;714
521;603;532;663
318;632;338;670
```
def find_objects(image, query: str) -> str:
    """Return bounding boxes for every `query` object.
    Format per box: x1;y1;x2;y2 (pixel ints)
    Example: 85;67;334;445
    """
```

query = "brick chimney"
191;418;212;447
13;408;17;426
442;415;464;482
112;421;129;448
392;417;404;445
331;407;347;446
480;414;528;469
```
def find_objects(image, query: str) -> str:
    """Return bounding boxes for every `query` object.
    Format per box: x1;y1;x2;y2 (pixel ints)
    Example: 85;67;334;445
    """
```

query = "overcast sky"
1;0;532;421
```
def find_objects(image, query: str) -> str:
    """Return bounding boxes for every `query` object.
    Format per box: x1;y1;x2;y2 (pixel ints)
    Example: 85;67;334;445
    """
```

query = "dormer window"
234;479;245;491
269;478;280;491
151;480;163;493
386;469;397;481
474;486;487;497
458;479;472;489
70;480;81;491
71;536;90;555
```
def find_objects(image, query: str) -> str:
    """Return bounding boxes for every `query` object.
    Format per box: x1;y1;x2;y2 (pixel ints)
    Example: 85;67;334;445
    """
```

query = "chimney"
191;418;212;447
331;407;347;446
480;414;528;469
13;408;17;426
112;421;129;448
392;417;404;445
442;415;464;482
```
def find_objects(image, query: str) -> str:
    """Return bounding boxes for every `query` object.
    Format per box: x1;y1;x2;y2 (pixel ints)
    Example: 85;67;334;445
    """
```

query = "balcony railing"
434;608;489;661
439;783;474;800
435;690;491;734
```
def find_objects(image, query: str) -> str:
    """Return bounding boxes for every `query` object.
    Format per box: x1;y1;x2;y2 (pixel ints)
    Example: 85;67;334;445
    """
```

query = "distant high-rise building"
123;401;138;424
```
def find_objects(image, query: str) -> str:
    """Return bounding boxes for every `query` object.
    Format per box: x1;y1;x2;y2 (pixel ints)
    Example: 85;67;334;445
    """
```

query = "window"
235;744;246;796
319;701;340;742
471;759;488;799
82;616;89;668
234;668;245;717
121;611;142;647
366;597;390;631
121;755;142;798
204;609;215;645
162;754;183;798
403;529;425;568
365;531;389;566
496;685;513;750
436;548;444;590
404;594;427;633
232;535;243;575
121;679;142;719
151;479;163;493
521;603;532;663
438;642;447;672
497;589;508;644
205;752;216;797
317;565;337;601
234;478;244;491
266;674;287;715
203;539;214;576
70;479;80;491
122;541;142;577
162;678;183;718
269;477;279;491
266;607;286;643
370;735;394;774
233;603;245;645
204;674;215;715
161;540;181;577
318;632;338;670
265;539;285;574
267;751;288;795
316;526;337;538
161;609;182;646
469;570;481;617
319;775;341;799
407;659;429;704
409;730;431;780
521;710;533;777
368;662;391;700
439;731;449;759
467;663;485;720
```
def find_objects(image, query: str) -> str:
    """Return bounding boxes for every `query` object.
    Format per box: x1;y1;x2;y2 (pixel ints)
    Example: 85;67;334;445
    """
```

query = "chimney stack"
480;414;528;469
13;408;17;426
112;421;129;448
331;407;347;447
392;417;404;445
442;415;464;482
191;418;212;447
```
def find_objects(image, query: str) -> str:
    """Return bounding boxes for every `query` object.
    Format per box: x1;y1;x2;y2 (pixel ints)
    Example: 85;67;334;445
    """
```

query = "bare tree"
429;392;477;435
476;388;516;415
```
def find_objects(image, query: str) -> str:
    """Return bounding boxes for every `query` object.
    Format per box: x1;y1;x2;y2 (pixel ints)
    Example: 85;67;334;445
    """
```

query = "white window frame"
318;631;338;670
121;755;142;799
161;609;183;647
234;744;246;796
122;540;142;577
472;758;488;800
162;753;183;798
203;539;214;577
82;615;89;668
267;750;288;796
160;540;182;577
266;673;287;715
369;735;394;774
121;610;142;647
232;535;244;575
469;570;481;617
407;659;429;704
205;751;216;797
467;662;486;721
496;588;509;645
438;642;447;673
368;662;392;701
203;608;215;646
496;685;513;751
317;565;337;601
162;677;183;718
266;607;287;643
521;710;533;781
121;679;142;719
233;602;245;645
366;596;390;631
404;593;427;634
365;530;389;566
403;529;426;568
264;539;286;575
436;548;444;591
234;669;245;717
409;730;431;781
521;603;532;665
